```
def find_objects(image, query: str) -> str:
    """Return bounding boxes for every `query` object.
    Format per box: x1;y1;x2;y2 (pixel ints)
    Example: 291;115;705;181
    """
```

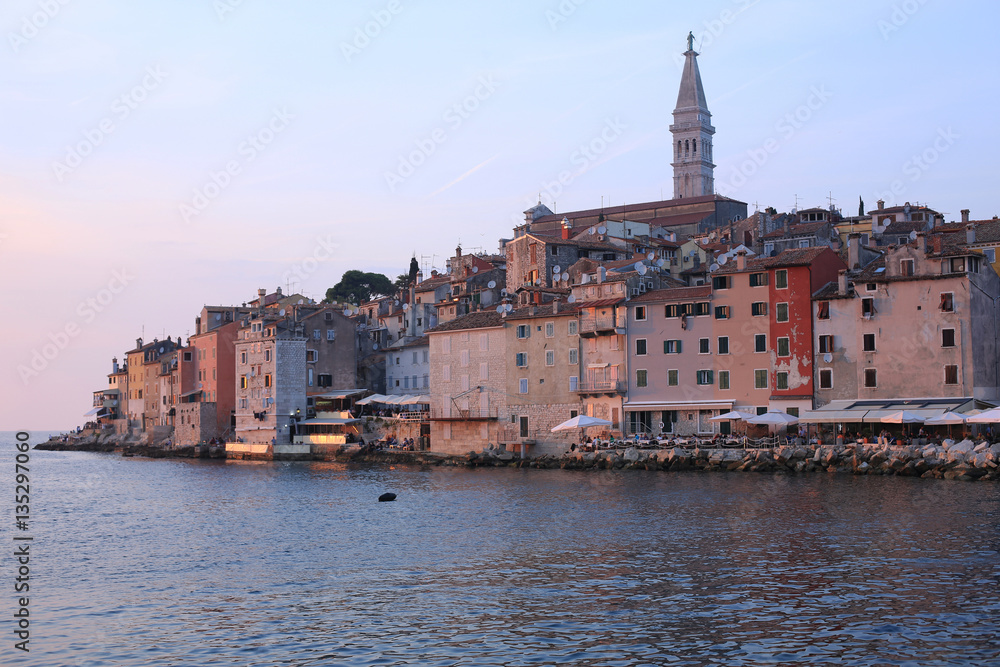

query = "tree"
325;270;394;304
408;256;419;284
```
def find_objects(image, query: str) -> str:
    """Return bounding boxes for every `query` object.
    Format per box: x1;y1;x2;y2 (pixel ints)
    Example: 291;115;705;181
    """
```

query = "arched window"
692;139;697;154
684;139;689;155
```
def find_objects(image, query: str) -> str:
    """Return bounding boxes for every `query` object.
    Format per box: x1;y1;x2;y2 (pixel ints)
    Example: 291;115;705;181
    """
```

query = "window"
863;368;877;388
718;336;729;355
545;322;555;337
634;307;646;322
699;338;710;354
240;351;247;364
480;362;488;380
818;335;834;353
183;351;192;362
950;257;966;273
664;340;682;354
680;303;694;317
866;283;877;292
754;369;768;389
749;272;769;287
777;337;790;357
985;248;996;263
817;301;830;320
819;368;833;389
900;259;914;276
755;334;766;353
665;304;679;318
667;369;678;386
550;245;558;256
863;333;876;352
696;370;713;385
519;378;528;394
264;348;271;362
775;270;788;289
944;365;959;385
318;374;332;388
636;370;648;387
312;329;320;340
751;302;768;316
862;298;876;317
264;374;272;388
326;329;336;341
519;416;529;437
712;276;730;290
569;376;579;391
635;339;647;356
240;376;248;389
442;365;451;382
940;293;954;312
775;302;789;322
460;349;469;367
718;370;730;390
545;350;555;366
714;305;730;319
516;324;530;339
307;368;314;387
515;352;527;367
695;302;710;316
776;372;789;390
942;328;955;347
798;239;810;249
568;320;578;335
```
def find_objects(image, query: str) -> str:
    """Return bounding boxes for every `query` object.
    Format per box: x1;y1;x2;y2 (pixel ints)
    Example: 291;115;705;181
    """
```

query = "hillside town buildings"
81;35;1000;458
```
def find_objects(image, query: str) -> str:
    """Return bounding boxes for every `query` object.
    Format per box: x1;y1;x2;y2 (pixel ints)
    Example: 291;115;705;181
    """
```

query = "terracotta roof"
530;194;747;226
424;311;505;333
416;275;451;290
935;219;1000;244
881;221;924;237
527;233;623;252
630;285;713;303
715;246;833;274
574;297;625;309
812;281;852;300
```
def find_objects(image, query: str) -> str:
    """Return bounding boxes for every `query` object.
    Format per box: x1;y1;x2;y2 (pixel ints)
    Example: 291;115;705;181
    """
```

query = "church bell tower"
671;32;715;199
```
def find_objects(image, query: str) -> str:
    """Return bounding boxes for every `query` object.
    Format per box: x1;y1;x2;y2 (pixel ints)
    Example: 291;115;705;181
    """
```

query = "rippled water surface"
6;432;1000;665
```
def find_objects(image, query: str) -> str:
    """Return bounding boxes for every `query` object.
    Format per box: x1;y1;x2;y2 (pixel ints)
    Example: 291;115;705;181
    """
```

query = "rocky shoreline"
35;434;1000;480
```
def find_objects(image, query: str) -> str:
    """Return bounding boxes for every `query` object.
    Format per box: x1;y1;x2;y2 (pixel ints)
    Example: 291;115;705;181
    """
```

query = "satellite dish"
598;226;607;234
647;252;655;261
717;255;728;265
655;259;665;268
710;263;720;272
588;227;595;235
496;305;504;313
910;230;918;240
373;344;379;350
394;300;399;305
633;261;644;272
500;288;507;296
553;265;561;274
279;309;286;316
637;265;647;276
472;266;479;273
505;303;514;313
487;280;496;289
567;294;576;303
215;313;221;321
562;272;570;281
824;353;833;363
403;303;409;311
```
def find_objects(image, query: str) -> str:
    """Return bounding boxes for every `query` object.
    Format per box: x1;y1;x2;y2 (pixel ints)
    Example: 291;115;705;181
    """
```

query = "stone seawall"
35;435;1000;480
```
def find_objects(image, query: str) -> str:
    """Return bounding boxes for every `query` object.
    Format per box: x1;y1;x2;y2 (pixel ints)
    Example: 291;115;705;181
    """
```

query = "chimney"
276;286;282;297
837;269;848;295
967;223;976;245
932;235;942;254
561;216;571;240
416;269;423;284
736;249;747;271
136;337;143;349
848;233;860;269
877;199;884;210
195;316;202;334
552;297;560;314
934;214;944;227
961;209;971;224
112;357;119;374
903;202;911;220
598;267;606;283
529;304;536;316
916;231;927;254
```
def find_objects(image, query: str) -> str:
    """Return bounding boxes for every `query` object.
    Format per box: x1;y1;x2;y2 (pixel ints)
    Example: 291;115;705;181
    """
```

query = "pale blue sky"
2;0;998;429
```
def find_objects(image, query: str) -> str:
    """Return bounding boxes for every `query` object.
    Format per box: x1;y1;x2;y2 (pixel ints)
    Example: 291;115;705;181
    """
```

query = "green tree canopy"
325;270;394;304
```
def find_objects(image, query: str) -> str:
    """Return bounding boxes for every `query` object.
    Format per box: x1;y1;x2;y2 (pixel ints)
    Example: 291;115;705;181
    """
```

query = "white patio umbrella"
551;415;612;431
879;410;924;424
923;412;967;425
709;411;757;422
967;407;1000;423
748;410;799;426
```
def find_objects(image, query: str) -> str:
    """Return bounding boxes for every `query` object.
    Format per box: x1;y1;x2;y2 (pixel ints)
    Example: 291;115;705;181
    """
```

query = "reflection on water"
12;439;1000;666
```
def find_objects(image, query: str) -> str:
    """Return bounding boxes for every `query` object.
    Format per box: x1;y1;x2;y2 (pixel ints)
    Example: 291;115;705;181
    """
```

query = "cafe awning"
313;389;367;400
179;389;202;398
355;394;386;406
401;394;431;405
800;398;988;424
83;407;105;416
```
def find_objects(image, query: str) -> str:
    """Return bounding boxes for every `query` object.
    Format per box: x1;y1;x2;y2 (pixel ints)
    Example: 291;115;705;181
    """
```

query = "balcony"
579;313;626;336
574;380;627;395
429;407;498;421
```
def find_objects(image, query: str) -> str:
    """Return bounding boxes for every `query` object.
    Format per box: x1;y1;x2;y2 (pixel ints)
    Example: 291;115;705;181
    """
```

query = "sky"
2;0;998;430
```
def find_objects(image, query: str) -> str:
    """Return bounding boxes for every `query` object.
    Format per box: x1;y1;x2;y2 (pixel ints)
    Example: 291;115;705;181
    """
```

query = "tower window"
692;138;697;153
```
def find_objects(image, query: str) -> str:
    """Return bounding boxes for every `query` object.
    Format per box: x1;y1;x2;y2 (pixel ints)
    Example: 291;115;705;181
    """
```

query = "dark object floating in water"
378;492;397;502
